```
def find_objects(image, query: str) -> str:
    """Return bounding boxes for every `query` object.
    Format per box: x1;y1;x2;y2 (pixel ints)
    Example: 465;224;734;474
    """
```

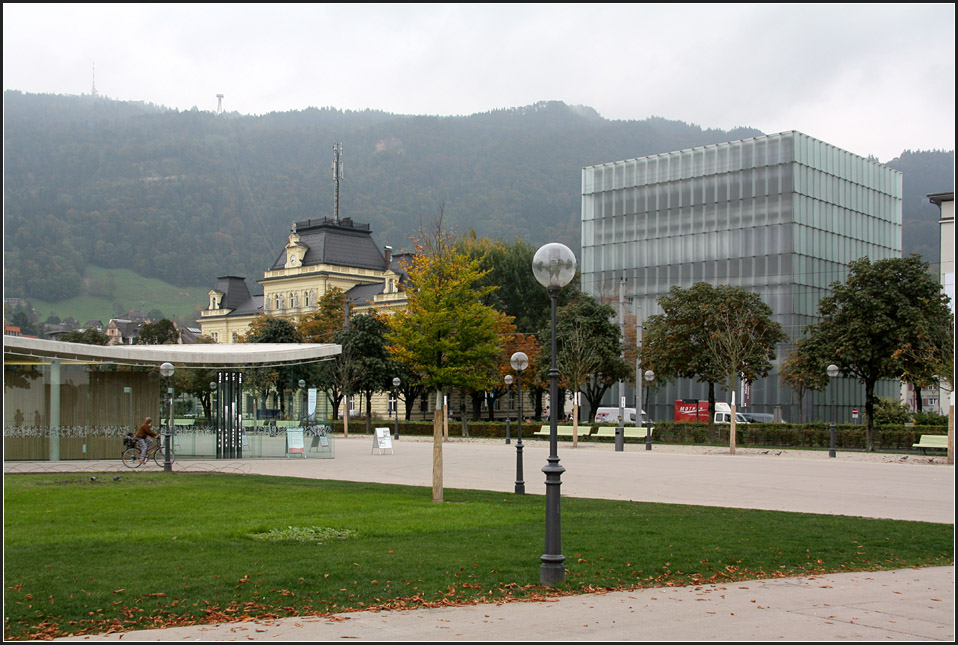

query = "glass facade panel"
582;131;902;422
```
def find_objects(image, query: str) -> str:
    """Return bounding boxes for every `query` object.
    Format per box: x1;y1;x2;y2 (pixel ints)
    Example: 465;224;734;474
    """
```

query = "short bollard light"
510;352;529;494
827;364;839;458
644;369;655;451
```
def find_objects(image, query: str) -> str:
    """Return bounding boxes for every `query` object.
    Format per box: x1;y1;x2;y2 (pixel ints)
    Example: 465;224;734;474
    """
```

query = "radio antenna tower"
91;62;98;97
216;94;224;114
332;142;344;223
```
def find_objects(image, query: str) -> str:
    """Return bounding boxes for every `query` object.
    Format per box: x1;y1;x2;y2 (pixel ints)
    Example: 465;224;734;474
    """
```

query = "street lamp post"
533;242;576;586
209;381;217;423
644;370;655;450
392;377;401;439
827;364;839;458
124;386;133;433
510;352;529;494
299;379;307;427
159;362;174;472
504;375;513;444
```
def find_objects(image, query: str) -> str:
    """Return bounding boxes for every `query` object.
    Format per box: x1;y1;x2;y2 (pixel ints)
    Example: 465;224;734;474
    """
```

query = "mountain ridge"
2;90;953;304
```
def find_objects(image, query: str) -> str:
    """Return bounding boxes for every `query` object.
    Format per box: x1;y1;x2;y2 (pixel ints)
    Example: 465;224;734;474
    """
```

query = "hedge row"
327;420;948;451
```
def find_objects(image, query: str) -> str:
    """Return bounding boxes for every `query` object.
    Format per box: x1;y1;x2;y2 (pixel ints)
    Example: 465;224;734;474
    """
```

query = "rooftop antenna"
216;94;224;114
332;142;344;223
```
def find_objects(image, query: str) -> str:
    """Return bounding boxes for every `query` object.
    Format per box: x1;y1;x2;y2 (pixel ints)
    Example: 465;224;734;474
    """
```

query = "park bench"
913;434;948;454
533;425;593;438
593;426;654;440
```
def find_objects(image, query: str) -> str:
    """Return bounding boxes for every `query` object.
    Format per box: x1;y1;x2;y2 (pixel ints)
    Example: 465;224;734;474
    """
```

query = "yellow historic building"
200;217;409;342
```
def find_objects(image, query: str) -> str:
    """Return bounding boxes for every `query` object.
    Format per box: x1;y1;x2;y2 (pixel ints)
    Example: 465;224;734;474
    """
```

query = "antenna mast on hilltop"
216;94;224;115
91;62;98;97
332;142;344;222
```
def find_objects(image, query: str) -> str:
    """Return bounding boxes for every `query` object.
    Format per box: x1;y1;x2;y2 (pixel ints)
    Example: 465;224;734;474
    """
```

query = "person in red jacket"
135;417;158;464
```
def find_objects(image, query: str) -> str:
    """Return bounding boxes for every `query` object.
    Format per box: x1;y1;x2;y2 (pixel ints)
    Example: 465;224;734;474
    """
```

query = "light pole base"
540;557;566;586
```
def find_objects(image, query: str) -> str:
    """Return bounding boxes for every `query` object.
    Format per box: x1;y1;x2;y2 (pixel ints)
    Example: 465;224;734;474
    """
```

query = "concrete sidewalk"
59;566;955;641
15;435;953;641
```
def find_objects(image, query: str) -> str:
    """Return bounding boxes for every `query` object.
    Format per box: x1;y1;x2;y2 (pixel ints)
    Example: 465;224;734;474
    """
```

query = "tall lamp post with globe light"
510;351;529;495
533;242;576;586
159;362;175;472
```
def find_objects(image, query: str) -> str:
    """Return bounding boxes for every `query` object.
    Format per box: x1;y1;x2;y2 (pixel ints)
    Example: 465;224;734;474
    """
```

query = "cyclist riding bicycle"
135;417;158;464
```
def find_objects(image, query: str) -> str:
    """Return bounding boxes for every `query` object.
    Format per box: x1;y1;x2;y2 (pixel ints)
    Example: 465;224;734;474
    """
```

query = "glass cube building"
581;131;903;422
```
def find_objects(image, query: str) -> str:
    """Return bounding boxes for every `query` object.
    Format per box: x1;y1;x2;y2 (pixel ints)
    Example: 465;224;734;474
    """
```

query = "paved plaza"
8;435;953;641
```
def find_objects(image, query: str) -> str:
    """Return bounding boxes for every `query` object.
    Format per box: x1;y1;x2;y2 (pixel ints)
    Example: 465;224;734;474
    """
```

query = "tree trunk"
865;378;877;451
432;389;443;503
365;389;373;434
707;382;717;443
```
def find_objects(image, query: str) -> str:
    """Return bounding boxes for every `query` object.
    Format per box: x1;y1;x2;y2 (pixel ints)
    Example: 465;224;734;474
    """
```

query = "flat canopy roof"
3;336;341;369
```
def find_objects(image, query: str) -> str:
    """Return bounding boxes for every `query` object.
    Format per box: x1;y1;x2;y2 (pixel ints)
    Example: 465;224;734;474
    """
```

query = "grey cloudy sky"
3;3;955;163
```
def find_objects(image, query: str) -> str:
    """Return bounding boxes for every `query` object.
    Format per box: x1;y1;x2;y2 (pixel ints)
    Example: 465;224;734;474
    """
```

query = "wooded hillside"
3;90;952;303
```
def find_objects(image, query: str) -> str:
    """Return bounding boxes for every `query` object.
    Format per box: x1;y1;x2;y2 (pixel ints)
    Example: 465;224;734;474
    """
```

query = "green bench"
913;434;948;454
533;425;592;438
594;426;653;440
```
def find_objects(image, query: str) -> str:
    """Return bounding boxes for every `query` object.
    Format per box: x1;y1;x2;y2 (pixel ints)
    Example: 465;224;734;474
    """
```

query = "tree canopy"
386;226;506;395
641;283;785;432
800;255;954;450
540;292;630;421
136;319;179;345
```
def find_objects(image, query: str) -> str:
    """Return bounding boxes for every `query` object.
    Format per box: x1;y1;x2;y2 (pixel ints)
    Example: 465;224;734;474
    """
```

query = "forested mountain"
2;90;953;303
886;149;955;267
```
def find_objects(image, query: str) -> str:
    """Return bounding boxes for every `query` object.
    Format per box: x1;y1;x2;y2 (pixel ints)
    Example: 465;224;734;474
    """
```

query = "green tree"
779;338;830;423
8;311;39;337
465;236;558;334
642;283;785;438
172;369;219;422
386;224;504;397
872;397;913;425
136;319;179;345
337;313;391;434
802;256;954;450
242;315;307;418
385;217;505;501
297;287;347;343
315;338;360;424
702;286;787;401
59;327;110;345
541;292;629;421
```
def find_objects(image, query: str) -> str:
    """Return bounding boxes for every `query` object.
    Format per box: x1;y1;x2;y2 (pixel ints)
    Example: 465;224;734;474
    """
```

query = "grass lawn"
3;472;953;640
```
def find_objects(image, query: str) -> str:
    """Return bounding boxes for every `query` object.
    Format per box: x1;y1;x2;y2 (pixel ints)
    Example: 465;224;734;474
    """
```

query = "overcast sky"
3;3;955;163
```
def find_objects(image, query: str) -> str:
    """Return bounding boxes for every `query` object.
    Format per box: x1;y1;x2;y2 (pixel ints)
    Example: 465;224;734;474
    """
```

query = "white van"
594;407;648;424
714;402;749;424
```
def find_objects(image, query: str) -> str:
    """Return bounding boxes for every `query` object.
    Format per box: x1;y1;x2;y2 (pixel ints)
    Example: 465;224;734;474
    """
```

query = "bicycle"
121;435;175;468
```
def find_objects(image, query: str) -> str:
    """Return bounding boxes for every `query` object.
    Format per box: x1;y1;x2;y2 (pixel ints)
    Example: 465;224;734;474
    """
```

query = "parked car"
594;407;649;424
714;402;749;424
741;412;780;423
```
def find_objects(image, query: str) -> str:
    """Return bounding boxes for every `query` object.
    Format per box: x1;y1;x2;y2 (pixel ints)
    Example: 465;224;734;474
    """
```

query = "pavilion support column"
49;359;61;461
